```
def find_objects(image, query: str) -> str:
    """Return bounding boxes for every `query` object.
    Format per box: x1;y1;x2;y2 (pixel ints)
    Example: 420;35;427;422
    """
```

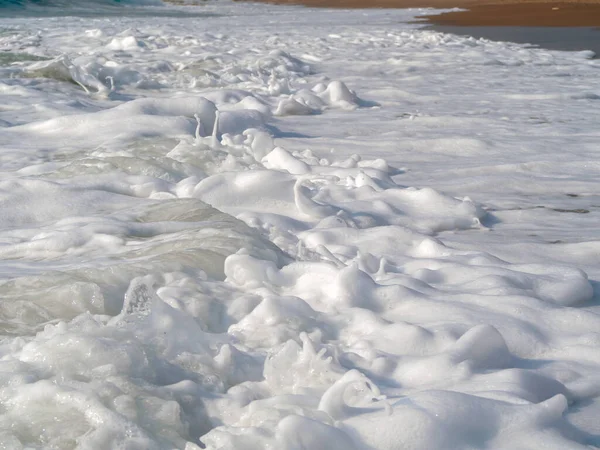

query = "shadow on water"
425;25;600;58
265;124;314;140
586;280;600;307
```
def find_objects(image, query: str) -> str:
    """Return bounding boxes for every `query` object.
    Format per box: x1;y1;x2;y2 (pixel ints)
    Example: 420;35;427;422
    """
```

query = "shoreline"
420;3;600;27
246;0;600;27
424;24;600;55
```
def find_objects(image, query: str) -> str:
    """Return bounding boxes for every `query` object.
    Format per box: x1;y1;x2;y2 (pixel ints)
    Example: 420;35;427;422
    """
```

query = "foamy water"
1;2;599;449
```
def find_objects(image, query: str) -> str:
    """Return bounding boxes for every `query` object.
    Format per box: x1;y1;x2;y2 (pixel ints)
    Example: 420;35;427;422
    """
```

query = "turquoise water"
0;52;49;64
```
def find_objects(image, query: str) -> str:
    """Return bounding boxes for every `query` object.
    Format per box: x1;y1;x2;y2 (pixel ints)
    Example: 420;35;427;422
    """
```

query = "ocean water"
1;1;600;449
0;0;212;17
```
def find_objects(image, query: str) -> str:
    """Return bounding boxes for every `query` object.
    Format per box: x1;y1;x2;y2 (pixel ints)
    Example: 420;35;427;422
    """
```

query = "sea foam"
0;2;599;449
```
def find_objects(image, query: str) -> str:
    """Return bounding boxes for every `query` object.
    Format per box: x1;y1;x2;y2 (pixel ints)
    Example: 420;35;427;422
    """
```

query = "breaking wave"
0;0;168;17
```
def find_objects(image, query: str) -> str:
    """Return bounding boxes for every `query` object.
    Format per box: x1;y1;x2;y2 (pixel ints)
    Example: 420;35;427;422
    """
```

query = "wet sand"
252;0;600;27
425;24;600;55
419;3;600;27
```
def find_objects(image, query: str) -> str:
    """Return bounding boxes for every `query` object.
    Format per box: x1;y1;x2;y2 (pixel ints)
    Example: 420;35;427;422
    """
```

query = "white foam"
0;3;599;449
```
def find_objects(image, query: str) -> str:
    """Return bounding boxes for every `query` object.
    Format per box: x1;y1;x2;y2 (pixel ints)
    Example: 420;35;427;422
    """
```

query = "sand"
421;3;600;27
250;0;600;27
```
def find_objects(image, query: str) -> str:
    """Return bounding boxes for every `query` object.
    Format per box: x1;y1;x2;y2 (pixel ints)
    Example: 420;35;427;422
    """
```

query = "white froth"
0;2;599;449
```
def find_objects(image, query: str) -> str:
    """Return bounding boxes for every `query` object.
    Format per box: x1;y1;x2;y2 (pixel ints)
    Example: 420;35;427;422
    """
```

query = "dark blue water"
0;0;214;17
1;0;139;4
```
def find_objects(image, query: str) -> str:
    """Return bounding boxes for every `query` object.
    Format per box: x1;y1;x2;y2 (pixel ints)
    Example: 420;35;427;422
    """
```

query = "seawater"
0;0;214;17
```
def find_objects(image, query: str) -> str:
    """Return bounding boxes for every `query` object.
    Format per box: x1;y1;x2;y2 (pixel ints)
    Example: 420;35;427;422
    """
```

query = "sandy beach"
252;0;600;27
421;3;600;27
